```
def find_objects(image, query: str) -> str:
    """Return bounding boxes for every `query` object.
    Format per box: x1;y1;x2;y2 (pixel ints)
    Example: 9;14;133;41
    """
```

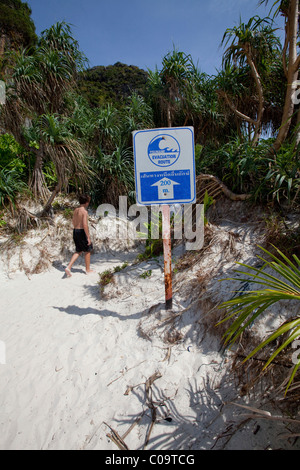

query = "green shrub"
0;134;28;207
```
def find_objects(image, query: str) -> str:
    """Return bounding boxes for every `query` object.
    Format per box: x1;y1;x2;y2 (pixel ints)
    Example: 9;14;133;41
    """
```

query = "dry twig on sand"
104;371;163;451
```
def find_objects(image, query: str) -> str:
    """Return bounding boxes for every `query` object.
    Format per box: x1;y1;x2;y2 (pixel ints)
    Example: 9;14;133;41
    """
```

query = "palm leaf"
218;245;300;394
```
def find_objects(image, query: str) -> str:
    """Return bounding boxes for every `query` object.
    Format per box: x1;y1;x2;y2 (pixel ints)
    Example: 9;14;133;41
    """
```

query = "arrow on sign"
151;177;180;200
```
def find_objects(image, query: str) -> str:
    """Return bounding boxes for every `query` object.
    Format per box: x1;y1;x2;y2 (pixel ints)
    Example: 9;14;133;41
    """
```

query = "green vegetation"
140;270;152;279
98;269;114;293
98;263;129;294
1;1;299;213
219;245;300;395
0;0;37;54
199;138;300;205
78;62;148;108
0;133;28;207
113;263;128;272
137;214;164;261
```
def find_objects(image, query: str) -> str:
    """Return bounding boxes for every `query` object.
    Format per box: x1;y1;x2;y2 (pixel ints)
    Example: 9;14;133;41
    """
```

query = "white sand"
0;210;299;450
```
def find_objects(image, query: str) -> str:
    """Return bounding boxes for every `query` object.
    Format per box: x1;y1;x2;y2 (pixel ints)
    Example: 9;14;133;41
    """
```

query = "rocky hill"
77;62;149;108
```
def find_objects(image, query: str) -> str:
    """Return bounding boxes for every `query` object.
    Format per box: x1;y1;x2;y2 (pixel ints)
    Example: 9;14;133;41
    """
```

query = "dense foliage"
0;0;37;51
0;0;299;213
0;133;27;207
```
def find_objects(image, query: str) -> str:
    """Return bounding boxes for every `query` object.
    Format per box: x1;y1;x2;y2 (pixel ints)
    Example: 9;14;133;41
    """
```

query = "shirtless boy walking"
65;194;94;277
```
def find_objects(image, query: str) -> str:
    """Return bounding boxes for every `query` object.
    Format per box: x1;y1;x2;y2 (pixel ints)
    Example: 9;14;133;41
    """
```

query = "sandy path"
1;223;299;450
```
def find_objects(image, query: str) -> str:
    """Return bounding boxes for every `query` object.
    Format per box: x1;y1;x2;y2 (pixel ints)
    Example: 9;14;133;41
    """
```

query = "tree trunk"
40;182;62;217
167;103;172;127
273;0;299;152
219;44;265;147
220;90;258;145
29;146;50;202
245;45;265;146
0;34;6;58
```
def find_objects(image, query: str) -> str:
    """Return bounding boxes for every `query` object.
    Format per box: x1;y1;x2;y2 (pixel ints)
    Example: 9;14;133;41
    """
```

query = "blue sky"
27;0;282;75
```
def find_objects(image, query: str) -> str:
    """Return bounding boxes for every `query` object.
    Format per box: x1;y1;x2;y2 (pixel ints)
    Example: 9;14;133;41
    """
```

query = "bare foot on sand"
86;270;96;275
65;268;72;277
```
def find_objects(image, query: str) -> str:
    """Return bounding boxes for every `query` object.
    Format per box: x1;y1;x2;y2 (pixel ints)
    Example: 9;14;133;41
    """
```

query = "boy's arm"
82;211;91;244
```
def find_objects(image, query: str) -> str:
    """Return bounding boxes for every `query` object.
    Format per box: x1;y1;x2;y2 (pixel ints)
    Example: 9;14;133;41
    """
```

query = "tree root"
197;173;251;201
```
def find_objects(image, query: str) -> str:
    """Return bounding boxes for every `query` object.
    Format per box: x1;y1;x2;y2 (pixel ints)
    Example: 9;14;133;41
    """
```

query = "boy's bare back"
72;207;87;229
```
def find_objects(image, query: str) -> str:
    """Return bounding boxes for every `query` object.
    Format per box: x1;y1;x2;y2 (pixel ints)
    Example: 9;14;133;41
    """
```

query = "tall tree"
147;49;196;128
220;16;281;145
260;0;300;150
1;22;90;211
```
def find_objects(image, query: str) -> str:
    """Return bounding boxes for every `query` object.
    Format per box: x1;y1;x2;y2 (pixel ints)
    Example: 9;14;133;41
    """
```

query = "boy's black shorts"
73;229;93;253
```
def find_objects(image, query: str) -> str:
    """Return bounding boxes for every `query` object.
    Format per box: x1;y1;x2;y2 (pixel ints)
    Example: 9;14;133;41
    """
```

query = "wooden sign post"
162;205;172;310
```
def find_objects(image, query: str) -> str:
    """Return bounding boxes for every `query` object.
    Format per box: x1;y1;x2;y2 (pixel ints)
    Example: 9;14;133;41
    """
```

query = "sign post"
133;127;195;310
162;204;172;309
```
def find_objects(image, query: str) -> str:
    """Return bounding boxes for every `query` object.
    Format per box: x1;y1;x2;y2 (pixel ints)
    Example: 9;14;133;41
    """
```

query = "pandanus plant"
218;245;300;395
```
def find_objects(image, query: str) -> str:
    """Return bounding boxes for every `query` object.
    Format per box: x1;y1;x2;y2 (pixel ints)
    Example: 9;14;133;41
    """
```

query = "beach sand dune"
0;212;299;450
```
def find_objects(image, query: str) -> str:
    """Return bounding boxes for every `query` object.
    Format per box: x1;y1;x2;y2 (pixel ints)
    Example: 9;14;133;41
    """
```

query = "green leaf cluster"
0;0;37;49
0;133;27;207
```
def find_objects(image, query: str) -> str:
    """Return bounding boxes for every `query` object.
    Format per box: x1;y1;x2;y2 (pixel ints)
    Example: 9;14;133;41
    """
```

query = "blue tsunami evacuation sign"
133;127;195;205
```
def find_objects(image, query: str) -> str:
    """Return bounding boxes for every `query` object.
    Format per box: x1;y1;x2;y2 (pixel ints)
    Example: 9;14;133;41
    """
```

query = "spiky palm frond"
0;166;27;207
221;16;279;69
38;21;88;72
218;245;300;395
36;113;92;188
92;145;134;205
122;92;154;134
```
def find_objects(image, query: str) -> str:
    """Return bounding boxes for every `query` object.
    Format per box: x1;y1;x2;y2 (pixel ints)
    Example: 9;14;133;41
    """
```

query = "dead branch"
197;174;251;201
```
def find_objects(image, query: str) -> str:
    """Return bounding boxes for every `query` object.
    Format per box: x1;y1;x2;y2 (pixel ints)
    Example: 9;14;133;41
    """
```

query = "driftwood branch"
197;174;251;201
104;371;163;451
104;422;129;450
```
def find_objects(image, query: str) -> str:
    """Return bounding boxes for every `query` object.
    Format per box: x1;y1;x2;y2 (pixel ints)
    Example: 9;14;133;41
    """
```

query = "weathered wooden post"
162;204;172;309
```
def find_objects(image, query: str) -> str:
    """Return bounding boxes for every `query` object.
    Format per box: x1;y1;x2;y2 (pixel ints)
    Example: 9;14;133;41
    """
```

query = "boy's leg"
65;252;81;277
84;252;95;274
84;252;90;272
